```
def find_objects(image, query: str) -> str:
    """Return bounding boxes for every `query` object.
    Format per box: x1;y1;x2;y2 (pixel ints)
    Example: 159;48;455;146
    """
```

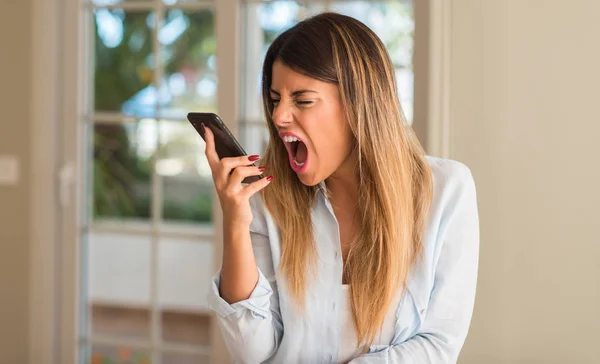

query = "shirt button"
335;251;339;259
332;302;336;310
421;308;427;315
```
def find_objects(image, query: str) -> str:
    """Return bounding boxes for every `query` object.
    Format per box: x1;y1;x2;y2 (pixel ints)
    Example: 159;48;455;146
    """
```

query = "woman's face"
270;60;354;186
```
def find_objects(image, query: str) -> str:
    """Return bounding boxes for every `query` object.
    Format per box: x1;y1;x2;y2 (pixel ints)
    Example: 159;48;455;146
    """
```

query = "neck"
325;151;359;208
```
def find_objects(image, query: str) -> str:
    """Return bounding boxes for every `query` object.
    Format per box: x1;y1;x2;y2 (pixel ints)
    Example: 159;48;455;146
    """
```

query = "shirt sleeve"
206;196;284;363
350;162;480;364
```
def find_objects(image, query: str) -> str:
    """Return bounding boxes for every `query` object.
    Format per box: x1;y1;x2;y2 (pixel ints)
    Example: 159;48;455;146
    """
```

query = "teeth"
283;135;305;168
283;135;300;143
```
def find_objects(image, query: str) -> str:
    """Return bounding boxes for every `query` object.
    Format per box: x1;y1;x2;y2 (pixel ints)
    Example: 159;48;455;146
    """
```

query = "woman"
205;12;479;364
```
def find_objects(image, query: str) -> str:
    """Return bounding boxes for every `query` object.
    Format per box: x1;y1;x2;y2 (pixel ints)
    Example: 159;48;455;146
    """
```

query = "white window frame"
29;0;451;363
414;0;453;157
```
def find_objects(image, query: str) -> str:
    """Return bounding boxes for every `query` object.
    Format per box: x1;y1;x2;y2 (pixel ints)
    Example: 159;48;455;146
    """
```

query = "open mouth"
282;135;309;172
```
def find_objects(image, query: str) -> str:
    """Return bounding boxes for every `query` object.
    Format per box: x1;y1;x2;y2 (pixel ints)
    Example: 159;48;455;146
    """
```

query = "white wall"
451;1;600;363
0;1;31;363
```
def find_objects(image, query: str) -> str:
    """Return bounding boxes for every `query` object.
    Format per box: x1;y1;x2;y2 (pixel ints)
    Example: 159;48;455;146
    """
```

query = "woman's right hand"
202;123;273;228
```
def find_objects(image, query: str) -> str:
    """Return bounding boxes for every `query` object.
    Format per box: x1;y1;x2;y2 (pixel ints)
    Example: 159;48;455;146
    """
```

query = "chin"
297;172;322;187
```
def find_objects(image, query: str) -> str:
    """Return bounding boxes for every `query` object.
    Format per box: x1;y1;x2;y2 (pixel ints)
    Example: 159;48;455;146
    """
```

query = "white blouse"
338;285;404;363
208;156;480;363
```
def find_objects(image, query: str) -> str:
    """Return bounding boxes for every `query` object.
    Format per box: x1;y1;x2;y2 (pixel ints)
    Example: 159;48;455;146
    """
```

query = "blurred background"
0;0;598;363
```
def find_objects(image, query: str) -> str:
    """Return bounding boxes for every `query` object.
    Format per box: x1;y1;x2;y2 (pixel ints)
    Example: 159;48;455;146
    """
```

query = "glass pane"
162;353;209;364
158;120;213;223
88;233;151;337
259;1;326;46
241;123;270;156
91;304;150;339
159;238;212;346
161;310;211;346
330;1;415;122
94;10;155;117
91;345;151;364
93;121;156;220
158;237;213;311
159;9;216;120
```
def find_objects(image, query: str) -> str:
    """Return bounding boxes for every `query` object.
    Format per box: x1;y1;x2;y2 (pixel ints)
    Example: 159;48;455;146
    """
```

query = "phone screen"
187;112;263;183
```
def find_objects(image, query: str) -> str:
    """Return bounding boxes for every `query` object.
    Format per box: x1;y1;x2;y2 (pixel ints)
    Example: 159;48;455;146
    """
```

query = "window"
83;1;217;363
80;1;414;363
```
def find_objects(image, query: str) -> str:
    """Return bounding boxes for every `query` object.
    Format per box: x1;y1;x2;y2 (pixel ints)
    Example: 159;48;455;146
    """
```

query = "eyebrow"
269;89;318;97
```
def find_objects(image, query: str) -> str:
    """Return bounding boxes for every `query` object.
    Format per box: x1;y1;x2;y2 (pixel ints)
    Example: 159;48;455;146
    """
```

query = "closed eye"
271;99;313;107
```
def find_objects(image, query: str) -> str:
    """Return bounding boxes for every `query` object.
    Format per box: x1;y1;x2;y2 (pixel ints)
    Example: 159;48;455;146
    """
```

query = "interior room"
0;0;598;363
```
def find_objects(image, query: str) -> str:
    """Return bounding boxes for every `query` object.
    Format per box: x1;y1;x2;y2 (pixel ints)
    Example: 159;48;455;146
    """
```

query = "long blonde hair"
260;13;433;350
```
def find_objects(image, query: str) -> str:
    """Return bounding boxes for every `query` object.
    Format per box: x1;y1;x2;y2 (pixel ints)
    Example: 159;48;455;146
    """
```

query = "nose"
271;103;293;129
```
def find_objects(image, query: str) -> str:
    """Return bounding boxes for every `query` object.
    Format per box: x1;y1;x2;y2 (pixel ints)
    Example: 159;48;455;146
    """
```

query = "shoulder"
425;156;476;195
425;156;477;215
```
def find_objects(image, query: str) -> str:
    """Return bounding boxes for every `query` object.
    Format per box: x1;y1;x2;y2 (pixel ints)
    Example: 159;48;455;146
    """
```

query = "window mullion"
212;0;242;362
82;4;96;359
151;0;165;363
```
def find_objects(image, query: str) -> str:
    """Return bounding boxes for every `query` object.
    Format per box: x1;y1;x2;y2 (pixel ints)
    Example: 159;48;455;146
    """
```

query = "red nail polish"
248;155;260;161
200;123;206;133
258;166;267;172
267;175;274;181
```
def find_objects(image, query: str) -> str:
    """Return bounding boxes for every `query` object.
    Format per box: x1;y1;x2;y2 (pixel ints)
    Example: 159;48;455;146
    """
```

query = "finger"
241;175;273;199
228;166;266;187
202;124;220;168
218;154;261;182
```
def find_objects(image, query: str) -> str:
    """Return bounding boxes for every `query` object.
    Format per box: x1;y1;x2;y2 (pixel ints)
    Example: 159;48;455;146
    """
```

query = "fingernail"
248;155;260;161
258;166;267;172
267;175;274;181
200;123;206;133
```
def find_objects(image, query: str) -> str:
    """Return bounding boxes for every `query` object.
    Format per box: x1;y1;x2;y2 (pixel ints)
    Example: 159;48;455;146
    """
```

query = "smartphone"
187;112;263;184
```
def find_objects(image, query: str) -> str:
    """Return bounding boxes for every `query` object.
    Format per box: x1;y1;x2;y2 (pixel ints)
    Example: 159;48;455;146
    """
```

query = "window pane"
259;0;326;45
161;310;211;346
91;304;151;339
162;352;209;364
159;237;212;347
330;1;415;122
158;238;213;310
158;120;213;223
93;121;156;220
91;345;151;364
159;9;216;120
94;10;155;117
88;233;152;338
